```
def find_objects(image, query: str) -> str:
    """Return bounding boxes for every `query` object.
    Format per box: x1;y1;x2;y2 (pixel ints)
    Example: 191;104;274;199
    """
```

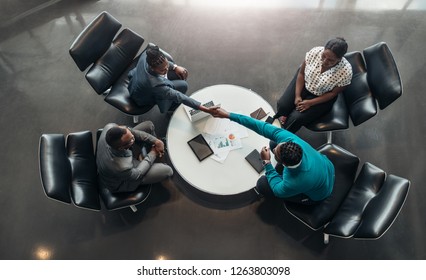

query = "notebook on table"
250;107;267;120
245;149;264;173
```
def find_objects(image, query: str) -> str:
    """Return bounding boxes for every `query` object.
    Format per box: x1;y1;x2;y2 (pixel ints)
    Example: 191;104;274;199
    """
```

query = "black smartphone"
265;116;274;124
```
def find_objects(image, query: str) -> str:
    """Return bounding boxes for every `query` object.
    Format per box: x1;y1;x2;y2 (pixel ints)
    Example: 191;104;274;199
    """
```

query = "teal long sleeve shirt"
230;113;334;201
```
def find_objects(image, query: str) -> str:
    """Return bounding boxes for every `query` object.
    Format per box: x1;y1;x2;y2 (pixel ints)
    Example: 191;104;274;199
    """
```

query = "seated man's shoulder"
103;123;117;130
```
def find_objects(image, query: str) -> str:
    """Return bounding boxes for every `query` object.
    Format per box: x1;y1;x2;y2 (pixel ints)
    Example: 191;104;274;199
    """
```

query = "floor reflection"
161;0;425;10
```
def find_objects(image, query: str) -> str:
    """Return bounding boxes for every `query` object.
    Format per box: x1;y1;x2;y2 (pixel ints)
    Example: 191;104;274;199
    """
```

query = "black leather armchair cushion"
100;185;151;211
323;163;385;237
353;174;410;239
67;131;101;210
284;143;360;230
105;54;154;115
324;163;410;239
306;93;349;131
86;28;145;94
363;42;403;110
343;51;377;126
39;132;101;210
69;11;122;72
39;134;72;204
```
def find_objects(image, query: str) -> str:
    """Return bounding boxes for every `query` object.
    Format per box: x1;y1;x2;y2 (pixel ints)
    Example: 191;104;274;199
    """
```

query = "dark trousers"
255;141;321;205
256;176;321;205
274;69;337;133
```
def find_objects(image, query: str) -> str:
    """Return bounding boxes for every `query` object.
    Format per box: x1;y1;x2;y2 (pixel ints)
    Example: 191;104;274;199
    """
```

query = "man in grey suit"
128;45;215;114
96;121;173;193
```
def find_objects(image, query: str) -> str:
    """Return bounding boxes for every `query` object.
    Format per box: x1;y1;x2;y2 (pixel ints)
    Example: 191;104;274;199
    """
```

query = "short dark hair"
105;126;127;149
279;141;303;166
146;45;166;67
324;37;348;58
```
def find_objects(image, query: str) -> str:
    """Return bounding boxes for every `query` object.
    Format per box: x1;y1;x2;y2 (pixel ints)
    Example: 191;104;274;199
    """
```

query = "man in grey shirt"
96;121;173;193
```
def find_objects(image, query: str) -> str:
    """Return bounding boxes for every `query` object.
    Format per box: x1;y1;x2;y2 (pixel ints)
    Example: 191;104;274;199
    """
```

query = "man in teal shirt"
211;108;334;204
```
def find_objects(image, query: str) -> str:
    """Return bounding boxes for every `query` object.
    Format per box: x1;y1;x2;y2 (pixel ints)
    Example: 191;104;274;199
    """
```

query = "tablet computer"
187;134;214;161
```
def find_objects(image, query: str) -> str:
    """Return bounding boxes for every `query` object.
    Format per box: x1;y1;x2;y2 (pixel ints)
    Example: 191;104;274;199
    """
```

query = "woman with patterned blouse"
274;37;353;133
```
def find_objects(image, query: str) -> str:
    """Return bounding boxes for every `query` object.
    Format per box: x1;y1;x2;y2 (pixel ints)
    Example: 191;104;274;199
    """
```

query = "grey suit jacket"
96;123;158;193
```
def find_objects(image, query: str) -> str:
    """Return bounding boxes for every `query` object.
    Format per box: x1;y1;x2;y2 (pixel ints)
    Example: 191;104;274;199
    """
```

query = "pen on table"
255;108;261;119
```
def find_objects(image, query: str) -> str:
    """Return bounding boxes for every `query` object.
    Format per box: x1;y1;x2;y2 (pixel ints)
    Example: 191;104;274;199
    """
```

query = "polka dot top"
304;46;353;96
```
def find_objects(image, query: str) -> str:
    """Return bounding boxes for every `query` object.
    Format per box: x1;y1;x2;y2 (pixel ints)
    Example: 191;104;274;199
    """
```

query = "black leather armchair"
284;143;410;244
39;131;151;212
306;42;402;143
39;132;100;210
323;163;410;242
69;11;154;123
284;143;360;231
363;42;403;110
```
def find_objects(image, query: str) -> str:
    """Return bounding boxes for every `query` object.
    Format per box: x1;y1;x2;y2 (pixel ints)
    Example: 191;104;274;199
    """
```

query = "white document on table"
202;116;248;163
203;117;248;139
202;134;229;163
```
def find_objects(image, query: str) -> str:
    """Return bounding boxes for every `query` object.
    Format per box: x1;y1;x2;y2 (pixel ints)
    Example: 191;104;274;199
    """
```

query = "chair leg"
324;233;329;245
130;205;138;212
326;131;333;144
133;115;139;123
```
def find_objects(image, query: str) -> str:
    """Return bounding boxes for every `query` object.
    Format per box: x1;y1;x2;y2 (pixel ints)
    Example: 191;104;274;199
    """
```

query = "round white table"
167;84;279;198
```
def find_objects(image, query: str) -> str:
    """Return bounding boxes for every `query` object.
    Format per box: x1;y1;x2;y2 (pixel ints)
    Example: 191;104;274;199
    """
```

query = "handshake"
201;105;230;119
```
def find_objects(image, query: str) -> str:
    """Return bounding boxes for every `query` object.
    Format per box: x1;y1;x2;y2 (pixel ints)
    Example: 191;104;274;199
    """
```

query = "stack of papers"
202;117;248;163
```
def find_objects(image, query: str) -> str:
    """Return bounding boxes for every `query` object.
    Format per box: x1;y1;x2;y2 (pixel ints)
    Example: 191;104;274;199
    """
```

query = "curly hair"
279;141;303;166
146;45;166;67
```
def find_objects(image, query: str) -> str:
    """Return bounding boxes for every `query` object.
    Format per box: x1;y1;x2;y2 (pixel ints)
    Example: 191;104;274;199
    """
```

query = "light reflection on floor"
148;0;426;11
